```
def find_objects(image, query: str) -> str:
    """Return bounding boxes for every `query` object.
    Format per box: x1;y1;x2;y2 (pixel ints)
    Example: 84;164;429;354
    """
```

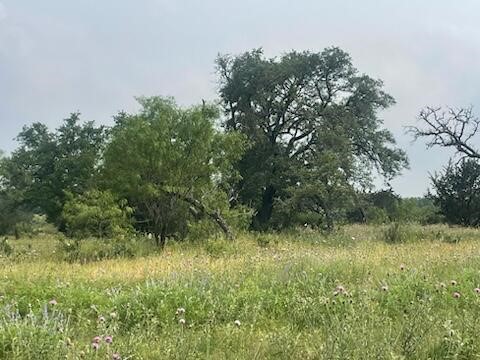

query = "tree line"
1;47;479;243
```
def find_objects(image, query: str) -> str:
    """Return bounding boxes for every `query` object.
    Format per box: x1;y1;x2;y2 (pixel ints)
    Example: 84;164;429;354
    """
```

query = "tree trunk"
253;185;275;230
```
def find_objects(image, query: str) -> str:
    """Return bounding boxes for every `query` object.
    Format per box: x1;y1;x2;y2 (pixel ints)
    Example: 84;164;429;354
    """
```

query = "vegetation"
1;46;480;358
0;225;479;359
217;48;408;229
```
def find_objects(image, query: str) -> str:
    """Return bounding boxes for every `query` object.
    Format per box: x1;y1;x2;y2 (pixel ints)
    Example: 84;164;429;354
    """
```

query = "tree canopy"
217;47;408;228
101;97;246;246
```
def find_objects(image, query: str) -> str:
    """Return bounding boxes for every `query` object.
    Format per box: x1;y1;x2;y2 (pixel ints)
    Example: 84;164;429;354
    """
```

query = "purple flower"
92;336;101;344
104;335;113;344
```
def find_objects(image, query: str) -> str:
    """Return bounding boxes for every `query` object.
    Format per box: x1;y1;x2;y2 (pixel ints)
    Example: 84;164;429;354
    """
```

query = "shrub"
382;222;408;244
62;190;133;238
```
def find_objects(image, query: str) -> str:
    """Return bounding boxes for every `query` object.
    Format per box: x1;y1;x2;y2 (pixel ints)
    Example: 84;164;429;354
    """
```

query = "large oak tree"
217;47;408;228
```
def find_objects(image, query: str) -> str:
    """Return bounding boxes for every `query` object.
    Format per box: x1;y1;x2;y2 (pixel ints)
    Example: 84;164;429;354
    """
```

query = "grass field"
1;224;480;359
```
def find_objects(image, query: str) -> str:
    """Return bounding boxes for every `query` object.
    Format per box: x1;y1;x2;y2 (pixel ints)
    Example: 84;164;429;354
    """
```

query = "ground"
1;224;480;359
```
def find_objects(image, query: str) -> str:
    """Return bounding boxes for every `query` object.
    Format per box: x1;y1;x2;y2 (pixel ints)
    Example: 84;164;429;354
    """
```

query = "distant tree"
101;97;246;247
0;114;106;225
217;47;408;228
430;159;480;226
409;106;480;160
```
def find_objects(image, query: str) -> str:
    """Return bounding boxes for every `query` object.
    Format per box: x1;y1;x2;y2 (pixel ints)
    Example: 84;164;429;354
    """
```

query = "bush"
382;222;409;244
431;159;480;226
62;190;133;238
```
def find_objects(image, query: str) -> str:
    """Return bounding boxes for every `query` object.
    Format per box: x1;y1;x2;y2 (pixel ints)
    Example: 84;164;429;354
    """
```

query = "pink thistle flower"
453;292;461;299
91;342;100;351
104;335;113;344
92;336;101;344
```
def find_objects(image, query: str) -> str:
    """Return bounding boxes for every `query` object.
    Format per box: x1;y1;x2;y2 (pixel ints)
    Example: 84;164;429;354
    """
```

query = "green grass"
0;224;480;359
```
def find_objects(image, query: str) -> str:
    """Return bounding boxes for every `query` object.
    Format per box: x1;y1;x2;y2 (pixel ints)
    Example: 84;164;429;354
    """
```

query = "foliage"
102;97;247;246
430;159;480;226
62;190;133;238
217;47;408;229
0;114;106;226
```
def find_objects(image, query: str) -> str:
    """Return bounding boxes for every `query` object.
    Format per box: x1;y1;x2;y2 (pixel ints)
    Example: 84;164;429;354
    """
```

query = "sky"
1;0;479;197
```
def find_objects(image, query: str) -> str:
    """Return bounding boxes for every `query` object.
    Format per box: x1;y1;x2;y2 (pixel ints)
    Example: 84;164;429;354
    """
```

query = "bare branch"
407;106;480;159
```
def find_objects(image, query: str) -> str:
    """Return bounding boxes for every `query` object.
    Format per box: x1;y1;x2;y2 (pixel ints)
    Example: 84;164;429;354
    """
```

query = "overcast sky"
1;0;479;196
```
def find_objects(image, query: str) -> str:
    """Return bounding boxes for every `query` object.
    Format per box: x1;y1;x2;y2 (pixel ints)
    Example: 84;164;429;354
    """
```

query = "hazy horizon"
1;0;479;197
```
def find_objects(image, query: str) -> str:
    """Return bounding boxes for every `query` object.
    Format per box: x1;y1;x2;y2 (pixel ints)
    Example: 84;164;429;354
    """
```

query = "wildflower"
439;282;446;289
453;292;461;299
176;307;186;316
381;285;389;292
48;299;57;306
234;319;241;327
98;315;106;323
475;288;480;294
92;336;101;344
92;342;100;351
112;354;122;360
104;335;113;344
351;236;356;241
334;285;345;296
110;312;117;319
450;280;457;286
179;318;186;325
400;264;405;271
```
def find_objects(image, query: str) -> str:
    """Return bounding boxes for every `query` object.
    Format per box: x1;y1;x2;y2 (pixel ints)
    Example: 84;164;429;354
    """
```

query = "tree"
101;97;246;247
0;114;106;225
217;47;408;228
430;159;480;226
409;106;480;160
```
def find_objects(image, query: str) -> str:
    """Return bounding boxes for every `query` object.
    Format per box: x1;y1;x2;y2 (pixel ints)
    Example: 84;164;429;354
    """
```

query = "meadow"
1;224;480;359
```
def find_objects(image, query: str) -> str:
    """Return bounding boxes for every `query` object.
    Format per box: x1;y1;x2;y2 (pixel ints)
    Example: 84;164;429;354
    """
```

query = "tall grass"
0;224;479;358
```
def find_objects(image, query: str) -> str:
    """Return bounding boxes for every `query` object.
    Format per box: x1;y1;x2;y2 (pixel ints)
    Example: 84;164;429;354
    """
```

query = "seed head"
176;307;186;316
453;292;461;299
